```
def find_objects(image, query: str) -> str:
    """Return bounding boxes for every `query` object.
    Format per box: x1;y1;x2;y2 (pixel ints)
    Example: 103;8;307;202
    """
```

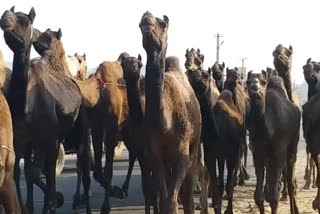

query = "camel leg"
138;156;152;214
91;122;103;185
164;154;189;214
199;163;209;214
72;159;82;210
100;131;118;214
265;153;284;214
303;147;311;189
280;165;288;201
180;167;196;214
253;150;265;214
42;142;58;214
225;156;237;214
25;146;34;214
312;158;317;188
0;171;21;214
311;153;320;212
14;156;27;214
286;151;299;214
122;152;136;198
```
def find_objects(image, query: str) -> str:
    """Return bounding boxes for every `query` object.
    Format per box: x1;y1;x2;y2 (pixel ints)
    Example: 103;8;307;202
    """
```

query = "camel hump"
165;56;182;72
96;61;124;81
214;90;243;125
267;76;288;98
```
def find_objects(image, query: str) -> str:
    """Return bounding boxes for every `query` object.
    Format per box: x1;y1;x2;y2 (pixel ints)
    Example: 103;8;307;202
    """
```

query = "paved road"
17;127;307;214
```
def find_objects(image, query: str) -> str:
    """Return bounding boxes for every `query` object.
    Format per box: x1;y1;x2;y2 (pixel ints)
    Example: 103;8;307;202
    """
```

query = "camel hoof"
280;195;288;201
238;179;245;186
93;171;103;185
100;202;111;214
223;194;228;200
56;192;64;208
244;172;250;180
195;204;201;210
313;198;320;210
303;182;311;189
110;186;125;199
72;195;81;210
313;183;317;188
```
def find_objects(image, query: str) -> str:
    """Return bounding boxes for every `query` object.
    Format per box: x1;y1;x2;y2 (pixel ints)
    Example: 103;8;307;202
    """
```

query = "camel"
0;50;11;96
0;89;20;214
184;47;219;214
140;11;202;214
121;54;158;214
302;58;320;212
74;53;87;80
247;68;300;214
211;62;225;92
1;8;92;213
186;66;220;214
66;53;87;80
302;58;320;190
206;67;246;214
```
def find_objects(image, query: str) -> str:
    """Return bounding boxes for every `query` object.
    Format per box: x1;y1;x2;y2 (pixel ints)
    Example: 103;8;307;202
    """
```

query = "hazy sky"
1;0;320;84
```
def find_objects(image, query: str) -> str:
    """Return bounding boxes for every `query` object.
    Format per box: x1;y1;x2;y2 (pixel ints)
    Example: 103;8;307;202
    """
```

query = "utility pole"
241;57;247;80
214;33;224;64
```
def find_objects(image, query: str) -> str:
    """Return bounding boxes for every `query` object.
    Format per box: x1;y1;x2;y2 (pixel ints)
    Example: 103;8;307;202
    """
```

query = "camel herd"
0;6;320;214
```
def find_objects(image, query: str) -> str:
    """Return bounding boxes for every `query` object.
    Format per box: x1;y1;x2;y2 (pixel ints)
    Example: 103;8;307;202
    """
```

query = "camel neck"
9;45;31;117
306;78;320;100
248;95;265;127
126;79;144;123
145;51;166;128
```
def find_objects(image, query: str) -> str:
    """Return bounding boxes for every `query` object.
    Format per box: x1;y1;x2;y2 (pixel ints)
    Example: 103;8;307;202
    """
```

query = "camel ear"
200;54;204;62
163;15;169;26
83;53;86;60
307;58;312;64
222;62;225;68
235;67;238;71
185;49;189;55
262;70;267;80
56;28;62;40
74;52;78;56
248;70;253;79
10;6;15;12
197;48;201;53
28;7;36;24
289;45;293;51
138;54;142;62
208;67;212;76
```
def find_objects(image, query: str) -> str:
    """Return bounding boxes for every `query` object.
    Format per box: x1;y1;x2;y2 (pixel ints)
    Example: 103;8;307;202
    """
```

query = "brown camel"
302;58;319;190
302;58;320;212
247;69;300;214
0;90;20;214
140;11;201;214
0;50;11;96
1;7;92;213
207;68;247;214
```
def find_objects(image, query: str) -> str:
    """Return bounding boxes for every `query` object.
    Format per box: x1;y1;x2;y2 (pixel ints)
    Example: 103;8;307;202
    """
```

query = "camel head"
121;54;143;82
0;6;36;52
303;58;320;84
184;48;204;71
33;28;62;56
187;68;212;98
117;52;130;62
264;67;278;81
273;44;292;71
224;67;241;90
139;11;169;55
75;53;87;80
246;71;267;101
211;62;225;82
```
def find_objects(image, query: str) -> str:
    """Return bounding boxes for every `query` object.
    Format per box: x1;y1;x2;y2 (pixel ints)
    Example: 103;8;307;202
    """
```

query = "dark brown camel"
121;54;157;214
302;58;320;213
211;62;225;92
273;44;293;102
1;8;91;213
140;11;202;214
247;70;300;214
0;90;20;214
207;68;246;214
186;66;220;214
184;47;219;214
302;58;319;190
0;50;11;96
